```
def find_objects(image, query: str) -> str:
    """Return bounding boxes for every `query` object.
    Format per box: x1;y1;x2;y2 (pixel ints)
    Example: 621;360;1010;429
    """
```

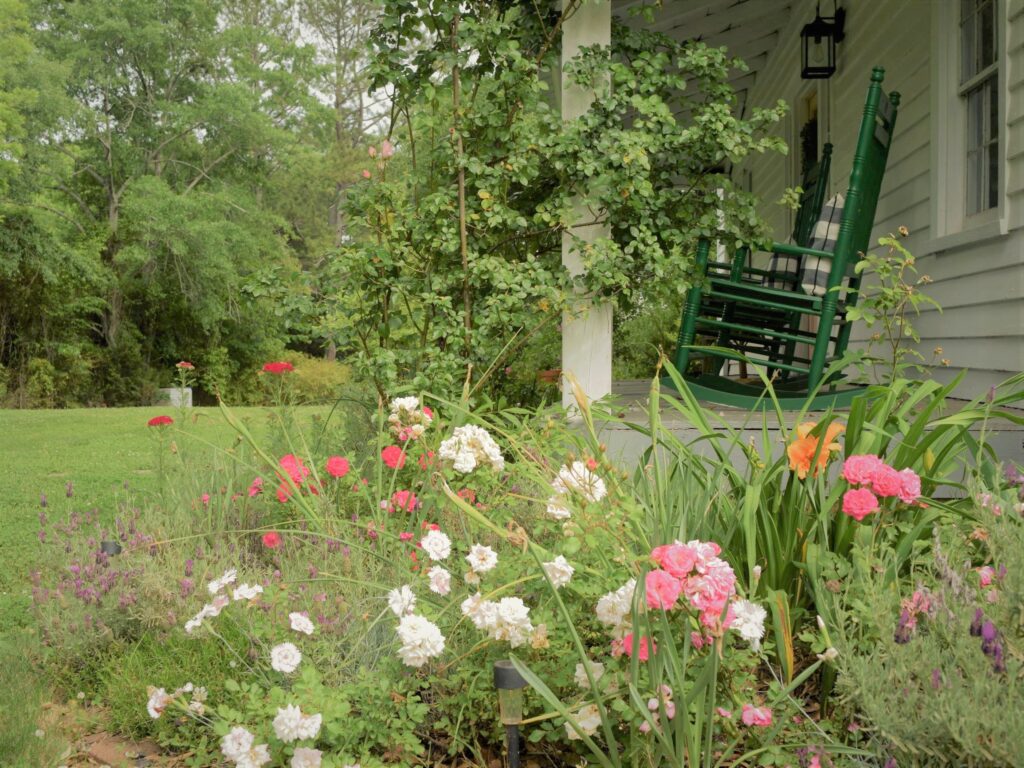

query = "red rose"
326;456;350;478
262;361;295;374
381;446;406;469
148;415;174;427
262;531;282;549
175;361;194;370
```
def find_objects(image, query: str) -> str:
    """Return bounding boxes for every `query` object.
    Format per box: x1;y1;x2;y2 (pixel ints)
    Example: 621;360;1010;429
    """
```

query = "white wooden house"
560;0;1024;408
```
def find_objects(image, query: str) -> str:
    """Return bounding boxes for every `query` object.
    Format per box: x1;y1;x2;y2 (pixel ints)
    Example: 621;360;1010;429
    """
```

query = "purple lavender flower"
180;579;195;598
894;609;914;644
992;643;1007;673
40;494;47;509
970;609;984;636
184;559;194;577
66;481;74;498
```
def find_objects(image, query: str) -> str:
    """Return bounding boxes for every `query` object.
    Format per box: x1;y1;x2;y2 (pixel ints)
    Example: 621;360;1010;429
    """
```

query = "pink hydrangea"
741;704;772;727
842;488;879;521
897;468;921;503
842;454;885;485
870;464;903;497
645;570;683;610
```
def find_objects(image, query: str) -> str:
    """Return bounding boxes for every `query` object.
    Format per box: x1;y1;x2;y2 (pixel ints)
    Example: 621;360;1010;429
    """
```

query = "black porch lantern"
801;3;846;79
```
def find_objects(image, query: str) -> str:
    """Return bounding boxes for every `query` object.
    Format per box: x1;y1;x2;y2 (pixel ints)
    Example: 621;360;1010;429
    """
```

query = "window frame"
929;0;1007;249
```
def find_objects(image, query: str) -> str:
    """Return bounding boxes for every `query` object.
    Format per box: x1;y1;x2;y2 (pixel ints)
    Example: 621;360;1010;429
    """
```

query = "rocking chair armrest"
770;242;835;260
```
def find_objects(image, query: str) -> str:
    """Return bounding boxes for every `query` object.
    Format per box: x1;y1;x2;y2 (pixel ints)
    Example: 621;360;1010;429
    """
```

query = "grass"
0;406;333;634
0;404;340;766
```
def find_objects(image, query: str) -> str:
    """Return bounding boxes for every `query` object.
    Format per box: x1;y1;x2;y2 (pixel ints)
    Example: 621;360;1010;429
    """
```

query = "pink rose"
842;454;885;485
870;464;903;497
381;446;406;469
622;633;656;662
897;468;921;503
651;543;698;578
741;704;772;727
977;565;995;587
842;488;879;521
326;456;350;478
381;139;394;158
645;570;683;610
716;707;732;718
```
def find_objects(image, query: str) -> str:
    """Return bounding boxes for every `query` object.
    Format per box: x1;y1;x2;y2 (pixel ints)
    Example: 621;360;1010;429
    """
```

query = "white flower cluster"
184;593;230;634
595;578;637;639
573;660;605;689
151;682;207;717
232;583;263;602
542;555;574;589
546;461;607;519
221;726;271;768
270;642;302;674
396;613;446;667
388;396;432;441
292;748;324;768
466;543;498;574
420;529;452;561
729;598;767;651
565;704;601;740
208;568;238;595
387;585;417;617
427;565;451;595
438;424;505;474
460;593;535;648
272;704;322;741
289;612;315;635
186;569;264;635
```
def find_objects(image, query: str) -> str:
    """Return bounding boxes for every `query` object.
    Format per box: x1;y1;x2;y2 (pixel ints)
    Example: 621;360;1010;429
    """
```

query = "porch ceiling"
611;0;795;108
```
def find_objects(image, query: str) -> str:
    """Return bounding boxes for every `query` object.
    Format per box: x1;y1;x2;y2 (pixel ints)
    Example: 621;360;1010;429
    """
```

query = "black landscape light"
493;660;527;768
801;2;845;79
100;540;122;556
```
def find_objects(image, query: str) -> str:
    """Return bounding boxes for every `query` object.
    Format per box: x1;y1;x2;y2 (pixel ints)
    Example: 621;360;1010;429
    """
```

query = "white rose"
270;642;302;674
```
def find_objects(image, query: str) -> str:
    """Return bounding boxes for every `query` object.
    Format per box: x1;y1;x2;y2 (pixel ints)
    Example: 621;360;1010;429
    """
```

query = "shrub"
834;502;1024;766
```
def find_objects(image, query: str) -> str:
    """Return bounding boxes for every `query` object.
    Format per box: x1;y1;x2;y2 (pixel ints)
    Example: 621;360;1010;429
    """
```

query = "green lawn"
0;406;305;633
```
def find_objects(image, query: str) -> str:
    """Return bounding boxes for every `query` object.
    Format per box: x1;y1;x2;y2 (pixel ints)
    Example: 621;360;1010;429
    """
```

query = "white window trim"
928;0;1008;254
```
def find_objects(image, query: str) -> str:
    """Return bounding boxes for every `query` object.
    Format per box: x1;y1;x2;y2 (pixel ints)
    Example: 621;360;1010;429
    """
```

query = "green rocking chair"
671;67;900;409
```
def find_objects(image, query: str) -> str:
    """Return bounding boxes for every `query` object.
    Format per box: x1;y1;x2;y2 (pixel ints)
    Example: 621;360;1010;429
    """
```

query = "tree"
322;2;787;401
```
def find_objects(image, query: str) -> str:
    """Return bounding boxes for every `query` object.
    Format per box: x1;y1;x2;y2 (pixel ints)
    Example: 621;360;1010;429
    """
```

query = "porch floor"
593;380;1023;470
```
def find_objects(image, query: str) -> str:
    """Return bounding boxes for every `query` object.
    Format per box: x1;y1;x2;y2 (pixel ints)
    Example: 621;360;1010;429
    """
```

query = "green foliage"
0;0;377;405
324;3;787;399
835;503;1024;766
846;233;943;383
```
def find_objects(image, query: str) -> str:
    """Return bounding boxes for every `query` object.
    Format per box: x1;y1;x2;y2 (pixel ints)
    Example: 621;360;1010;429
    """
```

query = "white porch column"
560;0;613;410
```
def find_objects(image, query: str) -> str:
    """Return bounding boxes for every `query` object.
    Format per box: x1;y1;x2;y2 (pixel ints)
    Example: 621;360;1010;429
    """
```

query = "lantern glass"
497;687;524;725
493;660;527;725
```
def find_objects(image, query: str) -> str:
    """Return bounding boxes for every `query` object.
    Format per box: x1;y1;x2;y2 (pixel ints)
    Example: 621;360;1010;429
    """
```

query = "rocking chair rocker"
671;67;900;409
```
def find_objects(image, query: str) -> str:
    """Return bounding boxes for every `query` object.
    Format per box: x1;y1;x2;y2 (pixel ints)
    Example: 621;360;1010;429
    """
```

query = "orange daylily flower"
787;421;844;479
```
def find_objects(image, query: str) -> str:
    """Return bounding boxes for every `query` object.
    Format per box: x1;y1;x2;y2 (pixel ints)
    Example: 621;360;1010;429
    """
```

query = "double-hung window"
961;0;1000;216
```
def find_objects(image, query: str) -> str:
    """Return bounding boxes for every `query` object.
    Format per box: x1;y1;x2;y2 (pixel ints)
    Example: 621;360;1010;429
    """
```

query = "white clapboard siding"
1007;0;1024;228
